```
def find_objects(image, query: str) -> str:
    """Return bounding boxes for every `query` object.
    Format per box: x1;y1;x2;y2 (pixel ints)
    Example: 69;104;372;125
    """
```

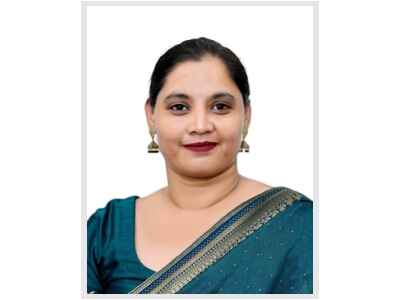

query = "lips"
184;141;217;147
183;141;218;152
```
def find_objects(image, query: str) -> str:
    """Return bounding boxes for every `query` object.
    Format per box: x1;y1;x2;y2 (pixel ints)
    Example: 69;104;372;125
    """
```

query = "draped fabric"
87;186;313;294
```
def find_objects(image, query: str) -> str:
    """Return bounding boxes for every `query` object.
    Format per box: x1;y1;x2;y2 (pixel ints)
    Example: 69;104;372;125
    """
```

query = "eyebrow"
163;92;236;103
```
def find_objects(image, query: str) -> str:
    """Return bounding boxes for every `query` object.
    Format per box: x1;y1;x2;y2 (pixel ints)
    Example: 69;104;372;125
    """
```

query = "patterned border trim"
129;187;302;294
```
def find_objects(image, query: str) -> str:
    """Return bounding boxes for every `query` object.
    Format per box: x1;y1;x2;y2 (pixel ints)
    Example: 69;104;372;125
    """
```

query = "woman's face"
145;55;251;179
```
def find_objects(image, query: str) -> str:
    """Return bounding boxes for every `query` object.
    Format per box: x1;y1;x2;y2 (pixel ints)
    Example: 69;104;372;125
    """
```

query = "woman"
87;37;313;294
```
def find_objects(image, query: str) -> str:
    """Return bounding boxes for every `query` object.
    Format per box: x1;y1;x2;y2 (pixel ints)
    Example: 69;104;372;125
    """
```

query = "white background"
86;5;314;216
1;0;400;300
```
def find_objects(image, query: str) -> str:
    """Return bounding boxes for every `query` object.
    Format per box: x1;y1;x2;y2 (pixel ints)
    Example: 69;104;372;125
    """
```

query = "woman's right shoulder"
87;195;138;225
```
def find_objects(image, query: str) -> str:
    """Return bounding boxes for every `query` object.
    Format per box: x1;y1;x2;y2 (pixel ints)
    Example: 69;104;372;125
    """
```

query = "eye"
169;103;189;112
212;102;231;112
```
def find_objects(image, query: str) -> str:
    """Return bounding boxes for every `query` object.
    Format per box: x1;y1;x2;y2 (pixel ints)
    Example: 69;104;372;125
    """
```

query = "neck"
162;163;243;211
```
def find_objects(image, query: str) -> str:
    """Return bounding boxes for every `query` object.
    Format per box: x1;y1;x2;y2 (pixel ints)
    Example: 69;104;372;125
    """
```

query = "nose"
187;107;214;135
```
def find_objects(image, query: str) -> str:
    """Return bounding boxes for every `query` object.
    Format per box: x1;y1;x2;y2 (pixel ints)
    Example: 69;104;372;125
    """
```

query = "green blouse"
87;186;313;294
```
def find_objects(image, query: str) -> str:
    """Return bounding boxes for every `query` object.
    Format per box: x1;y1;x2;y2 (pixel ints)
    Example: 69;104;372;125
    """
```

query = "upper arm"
272;201;313;294
87;209;105;294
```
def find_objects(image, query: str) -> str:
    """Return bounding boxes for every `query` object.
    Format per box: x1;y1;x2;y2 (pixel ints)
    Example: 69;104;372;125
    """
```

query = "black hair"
147;37;250;111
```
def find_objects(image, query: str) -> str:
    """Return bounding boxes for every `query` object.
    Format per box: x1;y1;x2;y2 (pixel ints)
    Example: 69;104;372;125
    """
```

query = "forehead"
159;56;241;100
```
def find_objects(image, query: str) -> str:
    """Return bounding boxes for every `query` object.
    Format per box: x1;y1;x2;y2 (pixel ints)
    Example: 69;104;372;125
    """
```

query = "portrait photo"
82;1;317;295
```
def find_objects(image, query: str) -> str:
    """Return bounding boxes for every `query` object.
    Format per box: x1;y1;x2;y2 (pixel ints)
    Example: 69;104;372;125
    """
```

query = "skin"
139;54;271;271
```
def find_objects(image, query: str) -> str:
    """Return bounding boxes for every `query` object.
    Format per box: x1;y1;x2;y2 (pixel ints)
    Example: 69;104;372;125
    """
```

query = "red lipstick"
183;141;218;153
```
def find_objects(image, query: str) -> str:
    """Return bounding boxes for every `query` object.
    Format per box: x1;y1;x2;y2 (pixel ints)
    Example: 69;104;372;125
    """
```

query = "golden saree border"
128;186;303;294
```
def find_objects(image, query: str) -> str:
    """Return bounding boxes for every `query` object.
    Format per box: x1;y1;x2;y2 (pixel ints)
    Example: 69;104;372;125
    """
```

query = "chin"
184;170;221;179
180;163;228;177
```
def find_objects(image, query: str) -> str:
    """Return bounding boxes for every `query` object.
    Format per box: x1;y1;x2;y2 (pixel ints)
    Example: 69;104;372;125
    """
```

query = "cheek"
156;122;184;154
219;127;242;151
157;118;182;141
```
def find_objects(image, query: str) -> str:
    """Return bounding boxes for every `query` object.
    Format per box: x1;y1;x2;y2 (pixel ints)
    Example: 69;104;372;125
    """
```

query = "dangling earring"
147;129;159;153
239;127;250;153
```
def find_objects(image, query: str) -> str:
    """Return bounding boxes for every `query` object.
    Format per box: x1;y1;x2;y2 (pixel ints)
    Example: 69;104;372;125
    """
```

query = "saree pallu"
87;186;313;294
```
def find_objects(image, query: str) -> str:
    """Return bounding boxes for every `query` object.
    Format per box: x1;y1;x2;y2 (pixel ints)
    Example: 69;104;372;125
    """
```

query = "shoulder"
267;186;313;238
87;196;137;230
282;187;313;246
288;189;313;218
87;195;138;261
285;187;313;225
271;191;314;293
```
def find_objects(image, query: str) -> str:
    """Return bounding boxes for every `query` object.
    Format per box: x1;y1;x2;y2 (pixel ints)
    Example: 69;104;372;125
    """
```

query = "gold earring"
239;128;250;153
147;129;159;153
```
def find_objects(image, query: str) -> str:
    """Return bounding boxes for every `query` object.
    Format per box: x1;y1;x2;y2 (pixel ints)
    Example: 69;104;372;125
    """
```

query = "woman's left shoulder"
280;186;313;232
243;178;313;224
287;187;313;209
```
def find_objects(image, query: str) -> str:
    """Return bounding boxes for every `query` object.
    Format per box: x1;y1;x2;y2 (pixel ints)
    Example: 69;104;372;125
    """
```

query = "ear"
244;103;251;130
144;98;156;132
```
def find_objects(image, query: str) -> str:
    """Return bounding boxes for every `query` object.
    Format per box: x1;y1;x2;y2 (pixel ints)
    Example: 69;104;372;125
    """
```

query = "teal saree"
87;186;313;294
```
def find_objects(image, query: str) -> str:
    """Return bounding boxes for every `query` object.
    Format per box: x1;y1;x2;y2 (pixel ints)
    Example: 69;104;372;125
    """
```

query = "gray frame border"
81;1;319;298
